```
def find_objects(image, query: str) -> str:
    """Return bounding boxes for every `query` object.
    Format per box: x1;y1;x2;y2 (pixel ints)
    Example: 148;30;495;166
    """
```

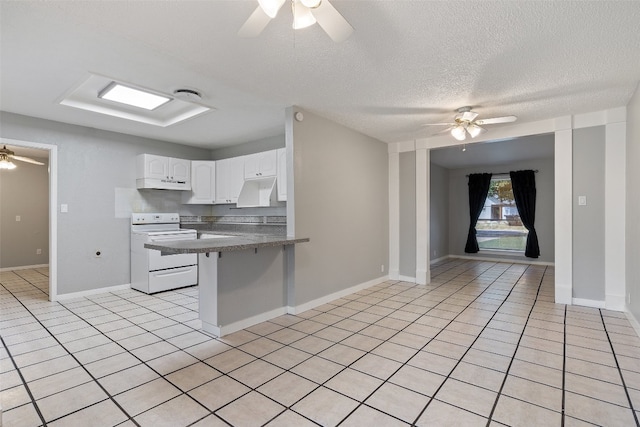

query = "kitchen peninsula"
145;233;309;337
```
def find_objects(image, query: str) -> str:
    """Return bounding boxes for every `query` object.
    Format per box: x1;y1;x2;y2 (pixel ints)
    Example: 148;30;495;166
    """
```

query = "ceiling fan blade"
12;155;45;166
436;126;455;135
475;115;517;125
420;122;455;127
238;6;272;38
311;0;354;42
459;111;479;122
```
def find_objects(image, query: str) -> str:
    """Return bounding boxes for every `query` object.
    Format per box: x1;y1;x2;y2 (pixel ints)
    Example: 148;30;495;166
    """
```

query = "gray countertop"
144;234;309;255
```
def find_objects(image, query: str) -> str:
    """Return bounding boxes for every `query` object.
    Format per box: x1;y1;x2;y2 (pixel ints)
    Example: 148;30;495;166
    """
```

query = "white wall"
0;154;49;268
627;85;640;319
0;112;212;295
290;108;389;307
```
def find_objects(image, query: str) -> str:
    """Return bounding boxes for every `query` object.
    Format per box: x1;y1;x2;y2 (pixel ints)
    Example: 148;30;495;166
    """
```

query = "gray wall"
572;126;606;301
628;85;640;318
399;151;416;278
0;112;212;295
211;135;284;160
430;162;450;260
0;155;49;268
448;157;555;263
291;109;389;305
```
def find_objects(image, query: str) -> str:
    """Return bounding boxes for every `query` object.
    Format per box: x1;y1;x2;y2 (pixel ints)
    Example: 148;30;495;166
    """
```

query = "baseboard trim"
430;255;451;264
0;264;49;272
288;275;388;315
399;275;416;283
572;298;606;309
605;294;626;312
448;255;555;266
54;284;132;301
625;310;640;339
205;306;289;338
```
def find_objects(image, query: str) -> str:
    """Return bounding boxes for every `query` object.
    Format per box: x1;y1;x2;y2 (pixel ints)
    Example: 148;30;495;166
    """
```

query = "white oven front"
146;233;197;271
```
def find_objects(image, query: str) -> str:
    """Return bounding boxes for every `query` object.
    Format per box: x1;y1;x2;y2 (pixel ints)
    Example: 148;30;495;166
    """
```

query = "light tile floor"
1;260;640;426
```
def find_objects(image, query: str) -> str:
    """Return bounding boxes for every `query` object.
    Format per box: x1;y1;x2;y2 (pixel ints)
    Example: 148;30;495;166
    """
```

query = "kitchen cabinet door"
139;154;169;180
277;148;287;202
183;161;215;204
215;156;245;204
244;150;277;179
169;157;191;182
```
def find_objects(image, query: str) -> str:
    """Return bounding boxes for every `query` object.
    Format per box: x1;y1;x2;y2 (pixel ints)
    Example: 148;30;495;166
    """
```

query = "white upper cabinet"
215;156;246;204
136;154;191;190
183;161;216;204
244;150;277;179
277;148;287;202
168;158;190;183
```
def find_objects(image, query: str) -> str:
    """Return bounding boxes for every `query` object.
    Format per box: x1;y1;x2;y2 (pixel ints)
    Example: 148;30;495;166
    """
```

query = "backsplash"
180;215;286;224
180;215;287;236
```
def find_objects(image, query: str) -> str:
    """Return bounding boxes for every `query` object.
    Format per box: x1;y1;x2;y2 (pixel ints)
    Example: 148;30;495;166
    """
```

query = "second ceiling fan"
239;0;354;42
424;107;517;141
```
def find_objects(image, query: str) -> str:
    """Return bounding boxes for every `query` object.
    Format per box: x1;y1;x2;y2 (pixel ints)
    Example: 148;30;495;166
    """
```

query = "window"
476;176;528;252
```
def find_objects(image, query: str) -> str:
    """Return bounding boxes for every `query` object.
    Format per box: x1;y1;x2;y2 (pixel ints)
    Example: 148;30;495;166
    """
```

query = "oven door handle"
154;267;194;277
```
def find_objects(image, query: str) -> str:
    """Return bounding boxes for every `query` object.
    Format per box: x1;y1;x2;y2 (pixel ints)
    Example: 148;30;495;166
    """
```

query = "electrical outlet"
628;293;631;304
381;264;385;273
16;215;21;222
433;250;437;257
36;249;42;255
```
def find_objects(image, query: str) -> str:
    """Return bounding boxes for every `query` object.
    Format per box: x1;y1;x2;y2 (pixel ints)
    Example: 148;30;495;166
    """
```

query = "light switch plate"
60;204;68;213
578;196;587;206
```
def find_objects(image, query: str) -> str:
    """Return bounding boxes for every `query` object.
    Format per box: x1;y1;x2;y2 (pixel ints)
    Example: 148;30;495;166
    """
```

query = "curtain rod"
466;170;538;177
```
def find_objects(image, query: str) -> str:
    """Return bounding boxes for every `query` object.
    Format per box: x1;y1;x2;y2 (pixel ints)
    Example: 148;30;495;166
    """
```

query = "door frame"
1;138;58;300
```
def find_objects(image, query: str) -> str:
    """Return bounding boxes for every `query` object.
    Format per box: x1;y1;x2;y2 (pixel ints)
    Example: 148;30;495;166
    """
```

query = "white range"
130;213;198;293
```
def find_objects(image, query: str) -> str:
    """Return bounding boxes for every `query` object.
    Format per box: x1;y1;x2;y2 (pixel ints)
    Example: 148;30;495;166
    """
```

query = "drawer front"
148;250;196;271
148;266;198;293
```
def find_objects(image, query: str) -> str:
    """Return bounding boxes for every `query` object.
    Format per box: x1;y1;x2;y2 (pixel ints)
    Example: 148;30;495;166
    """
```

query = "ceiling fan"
0;145;45;170
423;107;517;141
239;0;354;43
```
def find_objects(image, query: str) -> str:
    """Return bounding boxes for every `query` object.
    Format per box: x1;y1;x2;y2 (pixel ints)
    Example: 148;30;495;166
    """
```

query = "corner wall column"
555;129;572;304
416;145;429;285
389;143;400;280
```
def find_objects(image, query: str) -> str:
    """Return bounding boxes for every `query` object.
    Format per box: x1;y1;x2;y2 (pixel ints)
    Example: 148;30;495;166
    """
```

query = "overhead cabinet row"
180;149;287;206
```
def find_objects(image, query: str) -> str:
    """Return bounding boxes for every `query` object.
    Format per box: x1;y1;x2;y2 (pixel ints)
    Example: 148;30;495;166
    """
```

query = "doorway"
0;138;57;300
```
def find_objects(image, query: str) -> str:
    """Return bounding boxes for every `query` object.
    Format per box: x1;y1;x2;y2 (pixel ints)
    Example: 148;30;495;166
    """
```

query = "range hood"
136;178;190;191
236;176;279;208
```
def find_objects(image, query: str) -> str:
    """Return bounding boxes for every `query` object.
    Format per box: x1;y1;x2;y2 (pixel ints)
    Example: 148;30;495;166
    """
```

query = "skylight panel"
98;83;171;110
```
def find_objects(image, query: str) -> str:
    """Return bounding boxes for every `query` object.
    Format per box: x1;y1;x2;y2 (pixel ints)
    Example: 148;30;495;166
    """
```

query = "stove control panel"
131;213;180;225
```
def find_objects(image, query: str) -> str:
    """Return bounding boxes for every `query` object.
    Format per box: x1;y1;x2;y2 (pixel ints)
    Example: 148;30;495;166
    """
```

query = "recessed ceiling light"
60;74;213;127
98;82;171;110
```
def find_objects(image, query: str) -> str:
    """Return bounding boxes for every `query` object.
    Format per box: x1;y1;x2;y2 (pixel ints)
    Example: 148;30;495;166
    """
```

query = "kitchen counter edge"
144;236;310;255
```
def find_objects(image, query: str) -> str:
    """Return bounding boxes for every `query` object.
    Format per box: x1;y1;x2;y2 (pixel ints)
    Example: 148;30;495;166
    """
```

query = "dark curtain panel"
510;170;540;258
465;173;492;253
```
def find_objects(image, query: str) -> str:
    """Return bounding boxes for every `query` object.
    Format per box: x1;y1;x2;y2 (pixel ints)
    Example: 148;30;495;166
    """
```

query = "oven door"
147;233;197;271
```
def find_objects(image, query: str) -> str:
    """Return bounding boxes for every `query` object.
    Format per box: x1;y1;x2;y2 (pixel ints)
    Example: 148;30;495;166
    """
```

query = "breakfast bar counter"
145;235;309;337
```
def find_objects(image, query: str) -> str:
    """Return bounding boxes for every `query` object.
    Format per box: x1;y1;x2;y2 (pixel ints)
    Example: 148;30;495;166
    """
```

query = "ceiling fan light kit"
423;106;517;141
0;145;45;169
240;0;354;42
292;0;317;29
0;154;17;170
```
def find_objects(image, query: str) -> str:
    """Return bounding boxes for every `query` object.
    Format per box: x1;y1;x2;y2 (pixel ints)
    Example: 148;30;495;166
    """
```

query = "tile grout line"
407;264;540;426
0;280;142;426
484;265;547;426
599;309;640;427
0;324;48;426
208;259;490;426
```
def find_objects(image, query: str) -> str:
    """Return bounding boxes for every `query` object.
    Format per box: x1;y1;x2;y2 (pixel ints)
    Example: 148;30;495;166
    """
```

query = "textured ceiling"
1;1;639;149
